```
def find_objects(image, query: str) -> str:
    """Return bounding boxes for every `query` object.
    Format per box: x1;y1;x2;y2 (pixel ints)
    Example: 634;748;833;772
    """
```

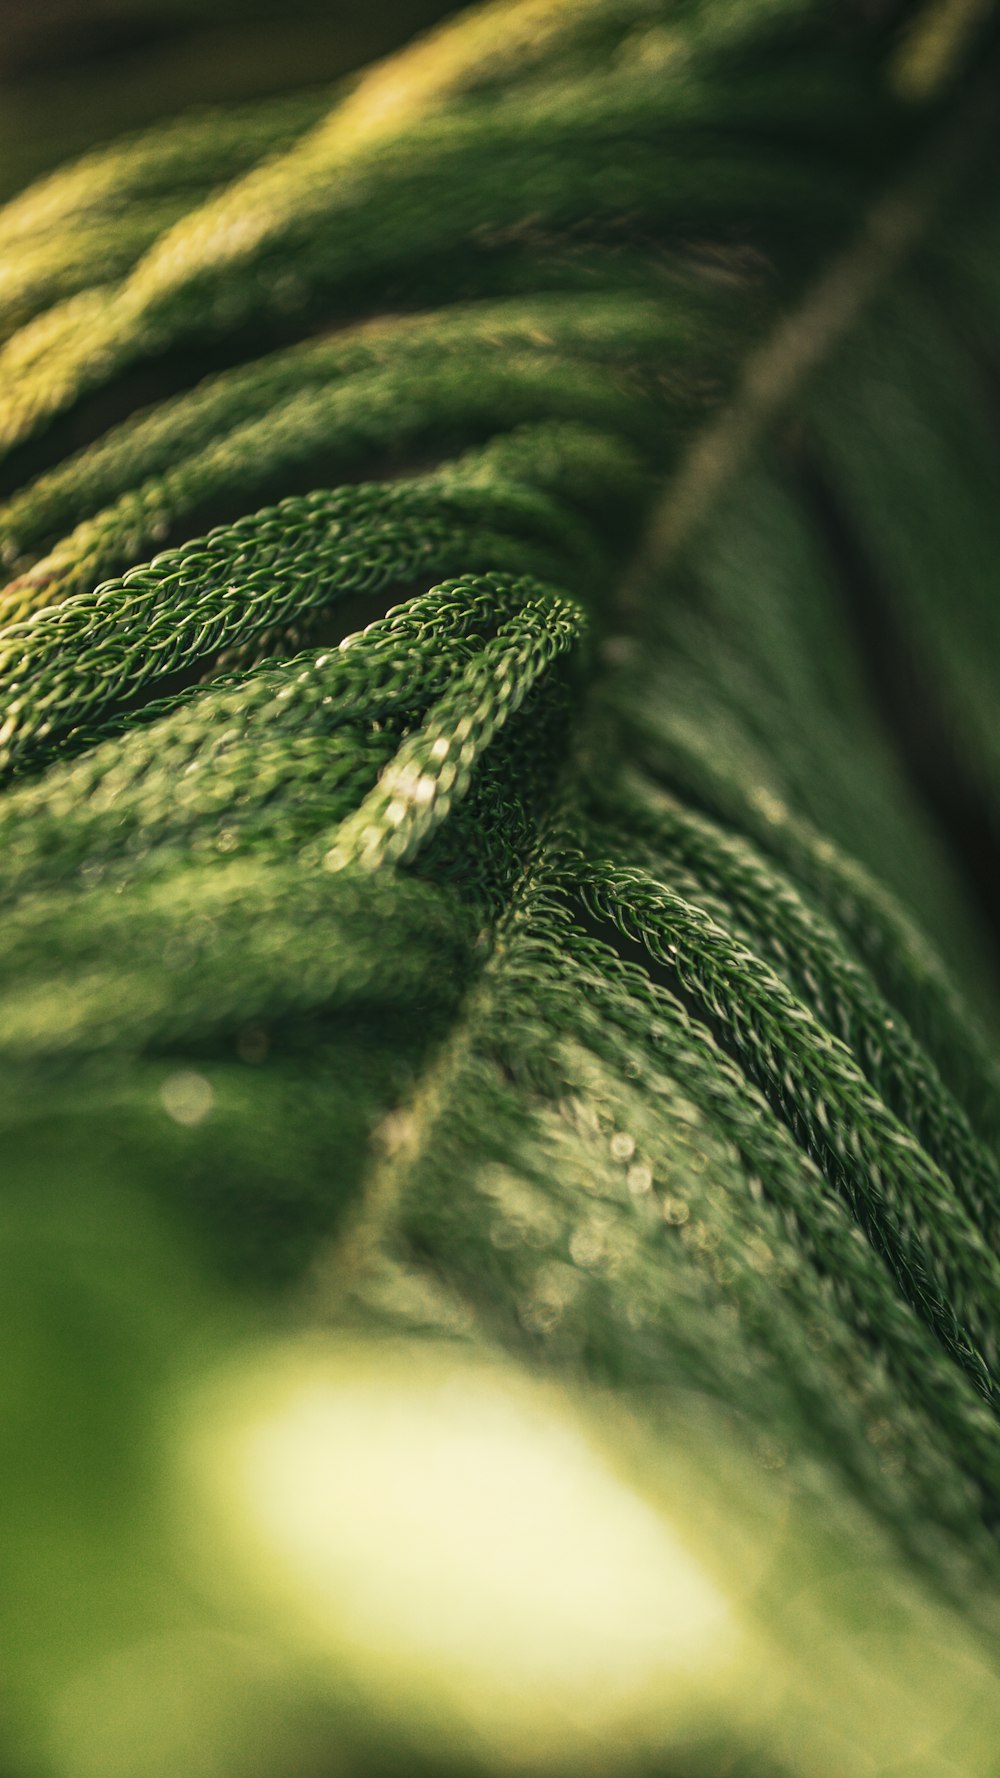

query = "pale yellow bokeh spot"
196;1343;739;1767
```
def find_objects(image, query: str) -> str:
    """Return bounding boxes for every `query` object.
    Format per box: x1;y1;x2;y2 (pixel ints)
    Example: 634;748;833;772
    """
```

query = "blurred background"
0;0;462;201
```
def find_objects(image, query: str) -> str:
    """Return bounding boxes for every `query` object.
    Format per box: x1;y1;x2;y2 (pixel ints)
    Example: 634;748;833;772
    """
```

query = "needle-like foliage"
3;2;1000;1774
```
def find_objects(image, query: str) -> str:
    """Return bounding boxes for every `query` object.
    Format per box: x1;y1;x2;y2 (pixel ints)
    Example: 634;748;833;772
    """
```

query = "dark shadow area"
0;1;462;201
788;438;1000;963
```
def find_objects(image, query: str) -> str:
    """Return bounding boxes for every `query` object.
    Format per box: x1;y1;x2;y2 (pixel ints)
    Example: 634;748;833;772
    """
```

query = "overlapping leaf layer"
3;2;1000;1773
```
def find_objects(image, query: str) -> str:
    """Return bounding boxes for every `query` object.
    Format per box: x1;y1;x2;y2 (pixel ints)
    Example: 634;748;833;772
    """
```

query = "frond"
3;2;1000;1772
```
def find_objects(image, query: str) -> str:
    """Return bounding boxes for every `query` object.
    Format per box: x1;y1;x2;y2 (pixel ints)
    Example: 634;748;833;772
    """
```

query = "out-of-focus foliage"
0;0;461;201
2;1;1000;1773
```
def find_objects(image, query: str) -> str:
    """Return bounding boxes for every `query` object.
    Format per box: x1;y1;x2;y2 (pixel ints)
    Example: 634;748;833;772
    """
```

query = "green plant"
2;2;1000;1773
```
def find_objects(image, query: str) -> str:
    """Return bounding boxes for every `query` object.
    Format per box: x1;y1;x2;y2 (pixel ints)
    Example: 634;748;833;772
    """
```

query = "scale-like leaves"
3;1;1000;1774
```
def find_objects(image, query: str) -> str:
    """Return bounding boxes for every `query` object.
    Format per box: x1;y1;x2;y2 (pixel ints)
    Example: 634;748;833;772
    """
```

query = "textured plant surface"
3;2;1000;1774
